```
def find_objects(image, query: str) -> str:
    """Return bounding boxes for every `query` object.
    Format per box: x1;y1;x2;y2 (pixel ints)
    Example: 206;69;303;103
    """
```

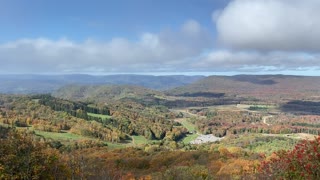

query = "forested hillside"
0;74;203;94
168;75;320;101
1;75;320;179
53;84;244;108
52;84;164;103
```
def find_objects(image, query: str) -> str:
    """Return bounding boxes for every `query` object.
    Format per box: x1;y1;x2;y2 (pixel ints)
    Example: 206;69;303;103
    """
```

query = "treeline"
34;94;110;120
161;98;240;108
248;105;268;111
177;92;225;98
281;100;320;115
230;124;320;136
119;96;241;108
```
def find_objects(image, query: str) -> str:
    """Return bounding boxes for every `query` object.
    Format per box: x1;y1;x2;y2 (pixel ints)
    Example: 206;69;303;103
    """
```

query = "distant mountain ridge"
167;75;320;101
0;74;204;94
3;74;320;101
52;84;163;103
49;74;320;108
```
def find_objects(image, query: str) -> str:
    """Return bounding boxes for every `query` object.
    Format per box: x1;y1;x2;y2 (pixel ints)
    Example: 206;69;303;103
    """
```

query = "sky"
1;0;320;75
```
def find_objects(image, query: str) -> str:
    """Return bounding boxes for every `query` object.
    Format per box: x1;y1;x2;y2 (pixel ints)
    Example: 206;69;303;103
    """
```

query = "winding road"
262;115;273;126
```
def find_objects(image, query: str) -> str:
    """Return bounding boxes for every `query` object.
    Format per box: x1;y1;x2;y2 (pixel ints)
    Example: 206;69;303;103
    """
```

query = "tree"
0;130;68;179
259;136;320;179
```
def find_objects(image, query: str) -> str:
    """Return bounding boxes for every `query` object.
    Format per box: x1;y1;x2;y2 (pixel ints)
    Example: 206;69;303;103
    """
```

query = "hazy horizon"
1;71;320;77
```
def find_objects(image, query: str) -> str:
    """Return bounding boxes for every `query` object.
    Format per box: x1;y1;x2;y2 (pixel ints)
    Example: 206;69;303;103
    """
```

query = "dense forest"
1;126;319;179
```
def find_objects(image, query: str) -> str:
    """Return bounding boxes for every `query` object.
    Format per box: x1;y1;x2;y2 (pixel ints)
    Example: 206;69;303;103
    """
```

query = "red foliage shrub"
259;136;320;179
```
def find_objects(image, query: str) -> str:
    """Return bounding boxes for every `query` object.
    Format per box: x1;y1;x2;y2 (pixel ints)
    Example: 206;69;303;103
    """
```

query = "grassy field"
174;117;199;144
182;133;199;144
35;130;88;141
36;130;125;149
87;113;112;120
132;135;148;145
180;119;196;132
4;124;91;142
1;122;127;149
106;143;126;149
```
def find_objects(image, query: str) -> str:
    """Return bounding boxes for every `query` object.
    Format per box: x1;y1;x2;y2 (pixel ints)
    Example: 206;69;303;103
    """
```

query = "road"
262;115;273;126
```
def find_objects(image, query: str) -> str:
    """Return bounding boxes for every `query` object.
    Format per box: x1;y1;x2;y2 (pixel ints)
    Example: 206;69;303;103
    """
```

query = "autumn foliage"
0;130;67;179
259;136;320;179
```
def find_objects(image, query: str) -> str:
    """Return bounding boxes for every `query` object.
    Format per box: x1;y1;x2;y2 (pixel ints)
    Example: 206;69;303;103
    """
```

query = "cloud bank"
201;0;320;74
216;0;320;51
196;50;320;72
0;20;211;74
2;1;320;74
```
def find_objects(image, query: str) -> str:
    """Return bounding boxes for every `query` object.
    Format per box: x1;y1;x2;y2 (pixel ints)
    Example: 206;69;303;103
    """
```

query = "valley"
2;0;320;178
1;74;320;179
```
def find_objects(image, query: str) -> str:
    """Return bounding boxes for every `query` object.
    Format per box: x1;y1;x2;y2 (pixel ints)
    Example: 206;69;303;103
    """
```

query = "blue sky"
0;0;227;42
1;0;320;75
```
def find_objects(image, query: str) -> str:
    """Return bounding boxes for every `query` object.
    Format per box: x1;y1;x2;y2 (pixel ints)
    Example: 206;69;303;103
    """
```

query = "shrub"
259;136;320;179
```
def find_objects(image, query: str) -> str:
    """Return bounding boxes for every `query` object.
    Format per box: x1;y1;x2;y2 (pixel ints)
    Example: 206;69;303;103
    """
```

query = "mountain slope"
0;74;204;94
167;75;320;101
52;84;164;103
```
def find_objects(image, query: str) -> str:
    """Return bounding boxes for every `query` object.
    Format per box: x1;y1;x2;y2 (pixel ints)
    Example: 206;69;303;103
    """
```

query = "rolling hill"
167;75;320;101
0;74;204;94
53;75;320;106
52;84;164;104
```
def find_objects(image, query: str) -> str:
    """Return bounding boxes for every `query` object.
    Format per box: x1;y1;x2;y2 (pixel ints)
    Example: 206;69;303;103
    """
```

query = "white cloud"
0;20;211;74
194;50;320;71
3;1;320;75
216;0;320;51
206;0;320;74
